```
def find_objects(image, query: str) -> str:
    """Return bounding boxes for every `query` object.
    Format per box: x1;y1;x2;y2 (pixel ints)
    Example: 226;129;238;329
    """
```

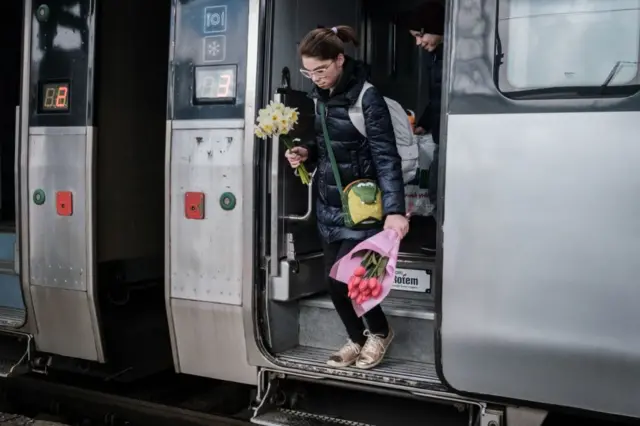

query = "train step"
0;332;32;377
298;293;435;364
252;408;374;426
0;306;26;328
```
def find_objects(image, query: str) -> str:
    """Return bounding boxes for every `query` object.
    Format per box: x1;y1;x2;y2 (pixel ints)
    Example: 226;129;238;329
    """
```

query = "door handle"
281;168;314;221
269;93;315;277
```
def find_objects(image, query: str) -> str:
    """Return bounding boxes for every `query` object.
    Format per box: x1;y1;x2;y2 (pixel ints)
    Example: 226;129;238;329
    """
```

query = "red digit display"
41;82;70;112
217;73;232;97
55;86;68;107
194;66;237;102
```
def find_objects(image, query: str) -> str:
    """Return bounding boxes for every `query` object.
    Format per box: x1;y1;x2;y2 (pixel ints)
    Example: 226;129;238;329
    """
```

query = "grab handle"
269;93;314;277
281;169;314;221
13;106;20;275
269;95;283;275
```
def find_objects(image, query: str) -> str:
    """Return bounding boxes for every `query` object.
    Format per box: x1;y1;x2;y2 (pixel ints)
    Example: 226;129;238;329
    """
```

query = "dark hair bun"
298;25;359;60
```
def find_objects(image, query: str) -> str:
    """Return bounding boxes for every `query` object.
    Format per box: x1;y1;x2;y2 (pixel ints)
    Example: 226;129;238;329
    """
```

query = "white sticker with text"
392;268;431;293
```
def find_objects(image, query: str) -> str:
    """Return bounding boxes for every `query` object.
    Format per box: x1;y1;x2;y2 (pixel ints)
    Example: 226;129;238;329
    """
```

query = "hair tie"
331;27;338;34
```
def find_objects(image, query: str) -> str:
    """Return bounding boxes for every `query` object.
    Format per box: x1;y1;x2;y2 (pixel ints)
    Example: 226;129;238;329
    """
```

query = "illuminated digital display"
40;82;70;112
194;65;237;103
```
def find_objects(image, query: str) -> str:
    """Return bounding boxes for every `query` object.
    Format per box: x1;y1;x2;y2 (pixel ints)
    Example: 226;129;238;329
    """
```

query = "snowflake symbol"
208;41;220;56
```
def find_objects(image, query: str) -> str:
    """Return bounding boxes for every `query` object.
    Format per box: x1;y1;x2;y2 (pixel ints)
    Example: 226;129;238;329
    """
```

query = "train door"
247;0;457;399
165;0;260;385
23;0;171;377
24;0;105;362
0;0;28;330
437;0;640;420
257;0;353;337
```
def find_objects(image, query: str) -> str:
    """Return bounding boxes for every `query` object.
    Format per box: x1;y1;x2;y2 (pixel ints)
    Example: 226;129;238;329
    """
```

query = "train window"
496;0;640;98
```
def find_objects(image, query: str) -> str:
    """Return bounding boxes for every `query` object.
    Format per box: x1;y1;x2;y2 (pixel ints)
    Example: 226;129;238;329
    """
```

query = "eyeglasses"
300;61;335;79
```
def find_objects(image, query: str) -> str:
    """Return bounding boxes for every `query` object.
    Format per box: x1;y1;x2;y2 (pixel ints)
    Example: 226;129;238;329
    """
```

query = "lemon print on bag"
343;179;383;228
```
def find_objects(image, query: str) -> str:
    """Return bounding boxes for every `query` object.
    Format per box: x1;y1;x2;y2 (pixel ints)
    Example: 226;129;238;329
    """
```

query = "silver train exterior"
167;0;640;424
0;0;637;424
0;0;171;380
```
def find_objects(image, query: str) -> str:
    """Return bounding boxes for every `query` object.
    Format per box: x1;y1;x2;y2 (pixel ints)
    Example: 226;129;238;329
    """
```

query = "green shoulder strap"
318;102;344;194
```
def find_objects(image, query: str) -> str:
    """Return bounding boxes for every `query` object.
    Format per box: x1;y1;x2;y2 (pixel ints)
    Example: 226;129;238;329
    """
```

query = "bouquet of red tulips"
347;250;389;305
330;229;401;317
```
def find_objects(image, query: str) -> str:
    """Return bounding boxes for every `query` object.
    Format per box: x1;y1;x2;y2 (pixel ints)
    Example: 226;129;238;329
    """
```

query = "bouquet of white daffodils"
254;101;311;185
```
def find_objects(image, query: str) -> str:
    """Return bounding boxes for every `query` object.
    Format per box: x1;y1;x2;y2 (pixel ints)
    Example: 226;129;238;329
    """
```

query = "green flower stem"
360;251;378;278
357;250;389;279
361;251;375;277
375;257;389;278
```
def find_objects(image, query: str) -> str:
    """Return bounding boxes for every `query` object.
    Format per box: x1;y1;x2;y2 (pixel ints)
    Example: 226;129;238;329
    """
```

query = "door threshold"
0;306;25;328
252;408;374;426
275;346;449;393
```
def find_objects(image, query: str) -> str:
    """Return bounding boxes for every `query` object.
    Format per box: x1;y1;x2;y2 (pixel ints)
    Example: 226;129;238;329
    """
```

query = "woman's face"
301;54;344;89
410;30;443;52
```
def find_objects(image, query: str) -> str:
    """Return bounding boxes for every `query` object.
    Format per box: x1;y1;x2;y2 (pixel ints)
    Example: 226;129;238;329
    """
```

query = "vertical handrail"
14;106;20;275
269;93;283;276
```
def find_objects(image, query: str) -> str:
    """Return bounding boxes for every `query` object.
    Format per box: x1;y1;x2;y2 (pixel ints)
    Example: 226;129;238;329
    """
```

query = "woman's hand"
384;214;410;239
414;126;426;135
284;147;309;168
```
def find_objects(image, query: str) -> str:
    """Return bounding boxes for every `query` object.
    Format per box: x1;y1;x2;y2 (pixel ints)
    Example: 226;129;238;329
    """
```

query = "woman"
284;26;409;370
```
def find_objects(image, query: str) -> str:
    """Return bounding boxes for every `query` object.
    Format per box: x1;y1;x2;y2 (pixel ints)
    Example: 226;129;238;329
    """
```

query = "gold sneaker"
326;340;362;368
355;328;395;370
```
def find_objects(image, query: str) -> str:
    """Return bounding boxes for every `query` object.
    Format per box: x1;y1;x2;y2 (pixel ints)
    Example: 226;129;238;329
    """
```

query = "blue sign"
204;5;227;34
173;0;249;120
203;35;227;62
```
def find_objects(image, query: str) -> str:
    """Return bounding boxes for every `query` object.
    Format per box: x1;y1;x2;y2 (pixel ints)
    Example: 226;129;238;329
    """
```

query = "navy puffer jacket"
302;57;406;243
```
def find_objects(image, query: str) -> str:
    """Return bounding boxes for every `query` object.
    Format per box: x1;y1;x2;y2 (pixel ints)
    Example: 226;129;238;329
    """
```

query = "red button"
185;192;205;220
56;191;73;216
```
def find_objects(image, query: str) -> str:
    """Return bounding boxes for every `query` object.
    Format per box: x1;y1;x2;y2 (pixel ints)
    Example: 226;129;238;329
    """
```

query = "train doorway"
0;0;27;329
256;0;443;391
89;0;173;379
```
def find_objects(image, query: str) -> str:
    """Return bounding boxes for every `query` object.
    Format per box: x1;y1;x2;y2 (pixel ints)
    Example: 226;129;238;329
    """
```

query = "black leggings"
322;239;389;346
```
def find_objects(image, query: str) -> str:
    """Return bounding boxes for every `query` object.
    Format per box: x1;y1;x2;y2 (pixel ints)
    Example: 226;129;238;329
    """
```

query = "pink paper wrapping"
329;229;401;317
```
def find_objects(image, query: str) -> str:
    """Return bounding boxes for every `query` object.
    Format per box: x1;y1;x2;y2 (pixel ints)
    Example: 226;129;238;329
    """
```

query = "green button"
219;192;236;211
33;189;46;205
36;5;50;22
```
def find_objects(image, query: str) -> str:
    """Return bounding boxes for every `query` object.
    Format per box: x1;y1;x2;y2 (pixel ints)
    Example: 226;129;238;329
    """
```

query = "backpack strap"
348;81;373;137
318;102;344;194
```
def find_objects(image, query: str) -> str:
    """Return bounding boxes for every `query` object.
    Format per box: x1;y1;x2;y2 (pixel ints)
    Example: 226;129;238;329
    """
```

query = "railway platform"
0;413;68;426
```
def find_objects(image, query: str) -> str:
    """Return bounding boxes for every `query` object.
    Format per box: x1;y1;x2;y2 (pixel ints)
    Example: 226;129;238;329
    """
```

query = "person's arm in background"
415;46;443;141
415;102;433;135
